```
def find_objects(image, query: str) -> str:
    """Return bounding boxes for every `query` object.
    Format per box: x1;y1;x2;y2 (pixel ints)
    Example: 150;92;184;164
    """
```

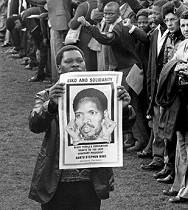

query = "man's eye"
104;13;115;16
76;59;83;63
138;22;148;24
90;111;97;115
65;59;72;63
75;113;82;118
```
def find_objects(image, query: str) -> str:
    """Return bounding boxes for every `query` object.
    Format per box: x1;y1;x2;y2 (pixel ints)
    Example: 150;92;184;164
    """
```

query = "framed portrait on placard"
58;71;123;169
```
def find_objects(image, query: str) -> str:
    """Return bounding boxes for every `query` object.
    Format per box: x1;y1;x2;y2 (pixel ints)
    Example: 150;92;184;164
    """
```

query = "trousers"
171;131;188;199
41;181;101;210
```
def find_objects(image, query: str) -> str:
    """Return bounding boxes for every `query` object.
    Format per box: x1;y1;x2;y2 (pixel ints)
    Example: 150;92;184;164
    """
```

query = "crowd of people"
2;0;188;209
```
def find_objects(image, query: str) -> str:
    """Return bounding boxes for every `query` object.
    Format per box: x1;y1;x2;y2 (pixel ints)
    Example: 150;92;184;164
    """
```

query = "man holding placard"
28;45;135;209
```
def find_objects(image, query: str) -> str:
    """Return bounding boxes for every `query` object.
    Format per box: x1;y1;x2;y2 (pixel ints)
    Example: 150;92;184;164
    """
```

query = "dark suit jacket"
28;88;136;203
85;21;140;70
146;27;169;114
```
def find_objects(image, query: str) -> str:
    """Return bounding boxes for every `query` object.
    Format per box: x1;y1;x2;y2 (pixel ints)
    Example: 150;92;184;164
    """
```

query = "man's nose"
167;23;172;28
83;115;90;123
185;25;188;31
72;60;79;66
151;23;156;28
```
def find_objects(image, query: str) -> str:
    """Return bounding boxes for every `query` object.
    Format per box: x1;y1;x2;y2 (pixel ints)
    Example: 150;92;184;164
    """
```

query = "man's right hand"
77;16;91;26
49;82;65;106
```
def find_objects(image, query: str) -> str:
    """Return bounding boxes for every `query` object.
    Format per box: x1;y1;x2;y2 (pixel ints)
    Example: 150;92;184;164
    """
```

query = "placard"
59;71;123;169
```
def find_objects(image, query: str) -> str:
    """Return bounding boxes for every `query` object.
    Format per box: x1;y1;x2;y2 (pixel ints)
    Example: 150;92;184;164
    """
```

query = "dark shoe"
42;78;51;84
127;142;146;152
141;162;163;171
157;175;174;184
31;62;39;68
25;64;33;70
1;42;11;47
7;53;22;59
20;59;29;65
25;62;39;70
45;83;53;88
124;138;136;149
137;150;152;158
163;189;178;196
28;75;44;82
169;196;188;203
5;48;18;54
0;32;5;38
153;168;171;179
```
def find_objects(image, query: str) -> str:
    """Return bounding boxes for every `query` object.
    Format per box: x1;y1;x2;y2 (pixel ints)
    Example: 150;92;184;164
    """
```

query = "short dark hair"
56;45;85;67
100;0;113;9
6;15;21;31
105;1;120;14
136;8;149;19
161;2;174;19
180;10;188;20
105;1;120;10
153;0;168;8
140;0;149;8
73;88;108;113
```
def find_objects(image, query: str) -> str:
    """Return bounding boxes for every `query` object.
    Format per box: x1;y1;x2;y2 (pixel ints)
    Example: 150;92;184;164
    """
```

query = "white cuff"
129;25;136;34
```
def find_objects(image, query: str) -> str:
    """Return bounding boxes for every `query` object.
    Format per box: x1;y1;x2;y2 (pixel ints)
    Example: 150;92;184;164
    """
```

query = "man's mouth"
81;123;95;133
82;126;91;133
70;68;81;72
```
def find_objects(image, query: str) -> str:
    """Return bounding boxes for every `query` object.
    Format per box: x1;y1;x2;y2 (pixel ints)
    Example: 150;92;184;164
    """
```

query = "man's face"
150;6;162;23
14;19;22;31
180;18;188;39
164;13;179;33
148;14;158;30
137;15;149;31
103;5;120;24
75;98;104;140
59;50;86;74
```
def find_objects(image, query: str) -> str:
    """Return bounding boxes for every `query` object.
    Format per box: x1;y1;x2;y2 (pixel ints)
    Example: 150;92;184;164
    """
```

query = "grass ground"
0;46;187;210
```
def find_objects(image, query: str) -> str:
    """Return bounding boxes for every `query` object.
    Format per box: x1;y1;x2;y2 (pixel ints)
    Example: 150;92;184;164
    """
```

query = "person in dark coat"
140;0;169;171
69;0;98;71
158;10;188;203
6;7;48;82
152;0;186;184
28;45;136;209
78;1;149;151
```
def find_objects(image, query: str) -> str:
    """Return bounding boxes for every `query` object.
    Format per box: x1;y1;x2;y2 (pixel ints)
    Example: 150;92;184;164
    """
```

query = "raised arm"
29;90;57;133
29;83;65;133
124;0;145;14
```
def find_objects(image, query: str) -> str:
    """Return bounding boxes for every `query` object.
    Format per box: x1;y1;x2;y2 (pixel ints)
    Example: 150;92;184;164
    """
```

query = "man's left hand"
122;18;133;30
117;86;131;108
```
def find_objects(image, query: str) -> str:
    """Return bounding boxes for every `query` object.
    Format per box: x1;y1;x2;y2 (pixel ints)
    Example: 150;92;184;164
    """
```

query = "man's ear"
15;19;20;24
57;66;63;74
104;109;109;118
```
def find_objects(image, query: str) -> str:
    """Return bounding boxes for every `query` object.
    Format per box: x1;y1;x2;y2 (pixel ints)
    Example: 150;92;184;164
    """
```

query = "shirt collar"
108;16;122;32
